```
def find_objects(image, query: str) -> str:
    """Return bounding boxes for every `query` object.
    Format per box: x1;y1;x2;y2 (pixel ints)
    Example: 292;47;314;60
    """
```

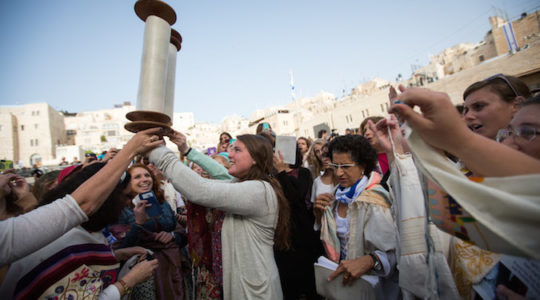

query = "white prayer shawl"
406;127;540;260
389;150;460;299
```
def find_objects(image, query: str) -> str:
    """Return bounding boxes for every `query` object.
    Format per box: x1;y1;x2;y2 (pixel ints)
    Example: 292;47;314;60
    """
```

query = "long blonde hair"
305;138;327;179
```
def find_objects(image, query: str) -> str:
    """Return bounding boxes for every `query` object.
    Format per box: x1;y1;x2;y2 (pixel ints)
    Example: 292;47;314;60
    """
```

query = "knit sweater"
150;147;283;300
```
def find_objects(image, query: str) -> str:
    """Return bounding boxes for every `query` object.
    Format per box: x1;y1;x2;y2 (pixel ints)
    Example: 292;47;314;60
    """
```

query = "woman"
310;142;338;204
305;139;326;179
391;85;540;299
314;135;399;299
297;137;311;161
115;163;184;300
217;132;232;153
144;131;290;300
0;128;162;267
273;145;322;299
463;73;531;140
498;94;540;159
360;116;389;176
0;162;158;299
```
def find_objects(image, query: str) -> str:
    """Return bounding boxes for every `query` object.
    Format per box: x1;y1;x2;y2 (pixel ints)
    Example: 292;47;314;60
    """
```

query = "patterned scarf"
335;176;368;205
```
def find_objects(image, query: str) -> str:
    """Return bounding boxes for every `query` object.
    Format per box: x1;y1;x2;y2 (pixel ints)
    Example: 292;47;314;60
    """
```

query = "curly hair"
236;134;290;250
328;135;377;177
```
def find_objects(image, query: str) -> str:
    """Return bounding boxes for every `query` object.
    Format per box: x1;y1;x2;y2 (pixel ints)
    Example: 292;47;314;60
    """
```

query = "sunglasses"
483;73;519;97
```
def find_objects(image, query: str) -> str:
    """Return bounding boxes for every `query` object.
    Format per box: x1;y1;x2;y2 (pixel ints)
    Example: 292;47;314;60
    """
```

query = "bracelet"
117;279;132;295
182;147;192;156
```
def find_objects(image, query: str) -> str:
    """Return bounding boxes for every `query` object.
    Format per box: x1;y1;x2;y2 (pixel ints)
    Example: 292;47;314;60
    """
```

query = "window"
34;124;38;129
31;111;35;116
0;125;2;131
36;111;40;116
35;139;38;146
349;114;353;123
479;55;485;62
21;125;24;131
30;140;34;146
380;104;385;112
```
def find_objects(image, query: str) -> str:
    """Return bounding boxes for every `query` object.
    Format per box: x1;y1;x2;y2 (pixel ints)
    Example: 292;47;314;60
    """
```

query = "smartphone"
132;190;162;218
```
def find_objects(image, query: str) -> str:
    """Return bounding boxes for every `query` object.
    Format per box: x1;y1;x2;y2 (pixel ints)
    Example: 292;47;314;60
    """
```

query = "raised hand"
166;130;189;154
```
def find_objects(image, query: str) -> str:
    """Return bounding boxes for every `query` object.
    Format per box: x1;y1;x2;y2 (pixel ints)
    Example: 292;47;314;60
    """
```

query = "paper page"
275;136;297;165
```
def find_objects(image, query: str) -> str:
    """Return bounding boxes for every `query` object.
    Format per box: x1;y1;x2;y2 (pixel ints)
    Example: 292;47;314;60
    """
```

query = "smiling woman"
113;163;185;300
142;130;290;300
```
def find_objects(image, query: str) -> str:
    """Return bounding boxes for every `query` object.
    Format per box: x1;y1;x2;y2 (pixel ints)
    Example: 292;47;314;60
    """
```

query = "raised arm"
391;88;540;176
0;128;164;267
149;146;274;217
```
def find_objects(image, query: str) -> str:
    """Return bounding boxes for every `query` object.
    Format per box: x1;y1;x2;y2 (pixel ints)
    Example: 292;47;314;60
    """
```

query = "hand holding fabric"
314;193;333;224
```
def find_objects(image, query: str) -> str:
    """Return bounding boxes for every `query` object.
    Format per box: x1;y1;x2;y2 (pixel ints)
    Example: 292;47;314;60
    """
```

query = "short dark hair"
328;135;377;176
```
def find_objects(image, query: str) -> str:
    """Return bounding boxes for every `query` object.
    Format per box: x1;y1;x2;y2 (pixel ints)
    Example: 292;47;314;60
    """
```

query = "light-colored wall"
0;113;18;161
0;103;66;167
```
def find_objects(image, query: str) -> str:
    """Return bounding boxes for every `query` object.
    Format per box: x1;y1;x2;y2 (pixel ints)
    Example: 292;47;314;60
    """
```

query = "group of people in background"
1;73;539;300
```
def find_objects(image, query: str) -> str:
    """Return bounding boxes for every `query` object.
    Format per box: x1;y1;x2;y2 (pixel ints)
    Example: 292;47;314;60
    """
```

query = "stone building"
0;103;66;167
63;102;136;156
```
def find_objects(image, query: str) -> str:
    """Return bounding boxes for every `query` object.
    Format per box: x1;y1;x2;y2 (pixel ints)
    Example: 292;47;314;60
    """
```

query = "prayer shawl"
406;127;540;260
389;150;460;299
320;172;395;263
0;226;119;300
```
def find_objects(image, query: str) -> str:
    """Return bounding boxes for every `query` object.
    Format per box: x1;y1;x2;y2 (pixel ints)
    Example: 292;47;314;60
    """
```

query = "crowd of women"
0;73;539;300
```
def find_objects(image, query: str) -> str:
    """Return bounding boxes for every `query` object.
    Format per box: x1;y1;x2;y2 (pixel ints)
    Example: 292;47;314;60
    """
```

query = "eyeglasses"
496;125;540;143
484;73;519;98
329;163;356;171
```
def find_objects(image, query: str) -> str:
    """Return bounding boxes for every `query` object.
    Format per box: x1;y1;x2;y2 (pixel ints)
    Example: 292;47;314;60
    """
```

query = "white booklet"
314;256;378;300
274;135;297;165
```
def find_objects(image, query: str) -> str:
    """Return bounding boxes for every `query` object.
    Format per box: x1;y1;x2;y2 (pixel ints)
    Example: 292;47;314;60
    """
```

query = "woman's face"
464;87;518;140
314;144;324;162
502;105;540;160
220;134;230;144
321;147;331;169
228;140;255;178
129;167;153;194
297;139;308;155
219;141;229;152
332;152;364;188
363;124;379;151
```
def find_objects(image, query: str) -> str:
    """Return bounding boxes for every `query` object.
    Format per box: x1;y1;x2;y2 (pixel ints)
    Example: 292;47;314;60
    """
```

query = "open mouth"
469;124;483;132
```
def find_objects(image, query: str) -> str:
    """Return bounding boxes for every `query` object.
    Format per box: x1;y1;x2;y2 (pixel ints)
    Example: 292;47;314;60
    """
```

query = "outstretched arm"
390;87;540;176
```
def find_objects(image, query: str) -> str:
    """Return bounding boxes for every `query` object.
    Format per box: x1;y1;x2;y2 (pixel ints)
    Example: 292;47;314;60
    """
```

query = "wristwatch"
118;279;132;295
369;253;382;272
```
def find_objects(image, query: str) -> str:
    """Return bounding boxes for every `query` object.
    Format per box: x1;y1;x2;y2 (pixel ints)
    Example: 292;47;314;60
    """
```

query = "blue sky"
0;0;537;123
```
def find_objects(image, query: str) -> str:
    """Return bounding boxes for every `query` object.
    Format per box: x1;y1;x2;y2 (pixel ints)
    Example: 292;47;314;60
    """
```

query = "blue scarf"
335;176;368;205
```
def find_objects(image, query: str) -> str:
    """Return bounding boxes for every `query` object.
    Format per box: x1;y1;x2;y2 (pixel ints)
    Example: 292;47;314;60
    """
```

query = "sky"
0;0;537;123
